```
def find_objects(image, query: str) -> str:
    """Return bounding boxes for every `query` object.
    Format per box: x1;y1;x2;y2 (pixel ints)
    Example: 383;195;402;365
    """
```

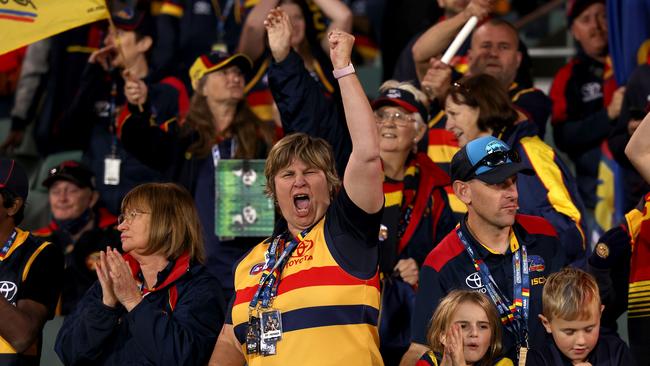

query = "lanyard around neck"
457;227;530;347
249;228;310;310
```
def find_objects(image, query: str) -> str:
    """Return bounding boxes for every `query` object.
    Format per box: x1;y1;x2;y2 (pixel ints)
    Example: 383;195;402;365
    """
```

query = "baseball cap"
42;161;96;190
371;88;429;123
450;136;533;184
189;51;253;90
0;158;29;200
567;0;604;26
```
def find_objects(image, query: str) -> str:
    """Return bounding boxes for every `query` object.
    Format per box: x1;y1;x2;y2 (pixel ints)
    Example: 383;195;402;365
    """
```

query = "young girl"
417;290;513;366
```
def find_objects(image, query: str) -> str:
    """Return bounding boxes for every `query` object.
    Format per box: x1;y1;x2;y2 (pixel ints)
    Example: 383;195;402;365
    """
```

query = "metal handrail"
528;47;575;57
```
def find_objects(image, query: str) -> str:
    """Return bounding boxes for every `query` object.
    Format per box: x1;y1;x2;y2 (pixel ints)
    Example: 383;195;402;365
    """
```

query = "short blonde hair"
378;80;429;126
121;183;206;263
264;133;341;199
543;267;601;321
427;290;502;364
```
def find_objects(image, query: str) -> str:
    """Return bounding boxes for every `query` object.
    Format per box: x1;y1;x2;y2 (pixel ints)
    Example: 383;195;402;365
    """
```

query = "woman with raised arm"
265;10;457;364
237;0;352;123
208;30;384;366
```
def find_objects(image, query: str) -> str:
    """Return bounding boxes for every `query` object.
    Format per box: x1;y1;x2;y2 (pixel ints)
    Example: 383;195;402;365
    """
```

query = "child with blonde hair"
527;267;634;365
417;290;513;366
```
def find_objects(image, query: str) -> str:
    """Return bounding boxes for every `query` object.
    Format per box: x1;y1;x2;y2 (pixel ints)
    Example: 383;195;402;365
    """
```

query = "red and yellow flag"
0;0;109;55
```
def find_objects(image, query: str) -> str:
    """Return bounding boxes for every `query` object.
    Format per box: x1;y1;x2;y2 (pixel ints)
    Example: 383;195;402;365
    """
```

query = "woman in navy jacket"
55;183;225;365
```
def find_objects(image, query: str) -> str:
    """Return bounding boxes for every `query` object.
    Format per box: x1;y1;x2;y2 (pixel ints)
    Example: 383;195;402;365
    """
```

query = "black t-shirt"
324;186;383;279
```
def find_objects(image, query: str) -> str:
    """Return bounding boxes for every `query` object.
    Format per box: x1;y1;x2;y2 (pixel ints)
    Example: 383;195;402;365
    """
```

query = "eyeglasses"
374;110;415;127
466;150;520;179
117;209;150;225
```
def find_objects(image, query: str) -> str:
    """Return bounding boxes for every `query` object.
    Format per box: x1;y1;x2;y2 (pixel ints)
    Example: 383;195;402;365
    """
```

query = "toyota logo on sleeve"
0;281;17;302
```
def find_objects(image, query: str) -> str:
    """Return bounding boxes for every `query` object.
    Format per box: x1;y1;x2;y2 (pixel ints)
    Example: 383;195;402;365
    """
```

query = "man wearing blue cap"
401;136;567;365
0;158;64;365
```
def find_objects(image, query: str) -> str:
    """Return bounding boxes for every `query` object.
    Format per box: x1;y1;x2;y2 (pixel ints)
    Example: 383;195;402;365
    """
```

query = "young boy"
527;267;635;365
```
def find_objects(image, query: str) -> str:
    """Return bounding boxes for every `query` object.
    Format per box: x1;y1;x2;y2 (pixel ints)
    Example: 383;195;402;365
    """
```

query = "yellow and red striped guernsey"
231;217;383;365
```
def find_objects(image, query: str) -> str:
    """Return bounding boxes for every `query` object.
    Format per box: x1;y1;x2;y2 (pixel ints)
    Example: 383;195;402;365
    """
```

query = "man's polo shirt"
411;214;567;359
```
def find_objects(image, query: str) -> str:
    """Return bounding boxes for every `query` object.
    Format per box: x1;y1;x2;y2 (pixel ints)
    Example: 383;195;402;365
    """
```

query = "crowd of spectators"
1;0;650;365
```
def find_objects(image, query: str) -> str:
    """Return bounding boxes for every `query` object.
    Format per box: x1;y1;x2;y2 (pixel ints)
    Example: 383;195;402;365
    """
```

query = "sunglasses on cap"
466;149;520;179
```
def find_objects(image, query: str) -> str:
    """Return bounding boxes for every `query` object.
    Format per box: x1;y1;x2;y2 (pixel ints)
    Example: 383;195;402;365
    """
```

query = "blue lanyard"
216;0;235;42
457;228;530;346
0;230;17;257
249;228;309;309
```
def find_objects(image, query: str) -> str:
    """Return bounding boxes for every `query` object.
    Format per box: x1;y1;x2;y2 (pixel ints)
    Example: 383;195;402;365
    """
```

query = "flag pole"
441;16;478;65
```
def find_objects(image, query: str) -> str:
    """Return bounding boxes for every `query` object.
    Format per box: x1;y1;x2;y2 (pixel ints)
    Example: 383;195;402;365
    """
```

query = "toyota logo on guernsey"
465;272;486;293
0;281;17;303
290;240;314;258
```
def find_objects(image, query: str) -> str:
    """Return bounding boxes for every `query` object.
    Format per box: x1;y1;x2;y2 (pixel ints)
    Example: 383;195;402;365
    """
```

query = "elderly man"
0;158;64;364
399;137;567;365
34;161;120;315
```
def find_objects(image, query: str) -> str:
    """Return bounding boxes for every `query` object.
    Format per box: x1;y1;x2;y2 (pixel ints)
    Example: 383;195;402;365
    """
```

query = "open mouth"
293;194;310;215
381;132;397;138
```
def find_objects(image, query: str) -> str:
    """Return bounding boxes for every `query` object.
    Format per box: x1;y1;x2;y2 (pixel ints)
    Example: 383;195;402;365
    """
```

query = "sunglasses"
466;150;520;179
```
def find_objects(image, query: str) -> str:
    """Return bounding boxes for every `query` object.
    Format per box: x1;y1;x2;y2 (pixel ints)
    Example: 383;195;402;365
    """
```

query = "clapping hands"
96;247;142;311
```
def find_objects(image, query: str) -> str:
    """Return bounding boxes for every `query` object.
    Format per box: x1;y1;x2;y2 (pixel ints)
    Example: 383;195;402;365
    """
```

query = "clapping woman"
55;183;225;365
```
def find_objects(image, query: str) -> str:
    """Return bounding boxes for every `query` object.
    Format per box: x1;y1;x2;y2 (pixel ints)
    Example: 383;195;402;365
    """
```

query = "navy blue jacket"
526;331;635;366
411;214;567;360
55;254;225;366
59;63;184;214
550;51;615;209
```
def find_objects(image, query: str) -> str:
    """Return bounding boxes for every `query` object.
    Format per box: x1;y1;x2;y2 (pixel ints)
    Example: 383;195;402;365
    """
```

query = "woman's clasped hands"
96;247;143;311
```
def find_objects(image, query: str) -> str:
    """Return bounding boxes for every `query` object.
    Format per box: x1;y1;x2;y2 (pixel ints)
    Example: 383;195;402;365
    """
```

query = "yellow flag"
0;0;109;55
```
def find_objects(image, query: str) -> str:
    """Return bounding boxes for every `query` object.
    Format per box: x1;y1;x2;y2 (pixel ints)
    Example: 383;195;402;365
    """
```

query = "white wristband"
332;63;355;79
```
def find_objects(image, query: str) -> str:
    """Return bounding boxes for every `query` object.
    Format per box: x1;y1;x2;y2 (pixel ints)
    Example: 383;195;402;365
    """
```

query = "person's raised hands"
265;7;293;63
422;57;452;103
106;248;142;311
463;0;493;20
122;70;148;106
328;30;354;69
